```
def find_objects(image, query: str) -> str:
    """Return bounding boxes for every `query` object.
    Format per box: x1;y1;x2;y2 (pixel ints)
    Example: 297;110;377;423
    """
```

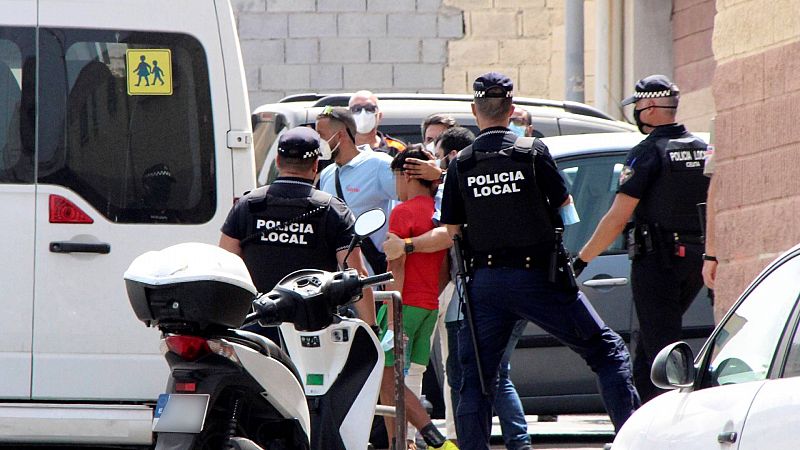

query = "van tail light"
49;195;93;224
165;335;210;361
175;382;197;393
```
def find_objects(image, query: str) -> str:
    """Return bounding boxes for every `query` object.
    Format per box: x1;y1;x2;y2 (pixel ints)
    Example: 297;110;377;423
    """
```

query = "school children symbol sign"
126;49;173;95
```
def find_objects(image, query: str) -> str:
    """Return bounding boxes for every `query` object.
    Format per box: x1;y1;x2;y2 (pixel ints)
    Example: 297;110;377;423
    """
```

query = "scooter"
124;210;392;450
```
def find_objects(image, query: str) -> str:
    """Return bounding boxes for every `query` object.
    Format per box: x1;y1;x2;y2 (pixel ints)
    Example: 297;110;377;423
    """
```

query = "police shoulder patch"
619;166;635;185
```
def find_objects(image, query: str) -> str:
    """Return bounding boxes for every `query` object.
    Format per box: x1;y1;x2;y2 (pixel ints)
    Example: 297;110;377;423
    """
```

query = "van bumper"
0;403;153;445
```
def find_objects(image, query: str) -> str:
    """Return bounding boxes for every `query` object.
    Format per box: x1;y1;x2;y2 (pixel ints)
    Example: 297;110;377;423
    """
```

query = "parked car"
251;93;636;185
507;132;715;415
611;242;800;450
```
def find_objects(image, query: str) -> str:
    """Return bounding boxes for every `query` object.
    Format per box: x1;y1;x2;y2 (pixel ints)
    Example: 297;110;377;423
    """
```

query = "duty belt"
471;251;549;270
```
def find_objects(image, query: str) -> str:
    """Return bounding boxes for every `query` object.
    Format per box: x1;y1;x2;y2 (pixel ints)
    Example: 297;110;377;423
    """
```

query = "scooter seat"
228;329;302;383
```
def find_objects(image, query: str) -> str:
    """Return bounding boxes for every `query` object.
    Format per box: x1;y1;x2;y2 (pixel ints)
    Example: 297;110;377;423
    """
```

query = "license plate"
152;393;210;433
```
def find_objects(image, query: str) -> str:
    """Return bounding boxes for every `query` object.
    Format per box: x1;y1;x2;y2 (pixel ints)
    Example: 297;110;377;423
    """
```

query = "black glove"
571;257;588;278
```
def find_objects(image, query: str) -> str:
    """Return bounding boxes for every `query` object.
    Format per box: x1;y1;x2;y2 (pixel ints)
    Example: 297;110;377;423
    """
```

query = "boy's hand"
403;158;442;181
383;233;405;260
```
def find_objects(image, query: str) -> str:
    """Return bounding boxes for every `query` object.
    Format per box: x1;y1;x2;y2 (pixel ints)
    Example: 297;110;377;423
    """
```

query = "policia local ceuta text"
467;170;524;197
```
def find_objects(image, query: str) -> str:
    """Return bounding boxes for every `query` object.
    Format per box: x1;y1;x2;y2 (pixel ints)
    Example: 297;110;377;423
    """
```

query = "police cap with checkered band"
473;72;514;98
277;126;321;160
621;74;680;106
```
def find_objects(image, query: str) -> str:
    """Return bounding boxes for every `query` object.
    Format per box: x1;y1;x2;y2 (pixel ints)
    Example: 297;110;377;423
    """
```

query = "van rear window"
36;28;215;224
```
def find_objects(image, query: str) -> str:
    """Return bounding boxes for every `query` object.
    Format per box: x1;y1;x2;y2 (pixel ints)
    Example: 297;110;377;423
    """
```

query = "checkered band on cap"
634;89;675;99
474;90;513;98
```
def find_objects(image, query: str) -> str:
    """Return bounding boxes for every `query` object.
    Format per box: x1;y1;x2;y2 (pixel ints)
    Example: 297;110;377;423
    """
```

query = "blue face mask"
508;123;526;137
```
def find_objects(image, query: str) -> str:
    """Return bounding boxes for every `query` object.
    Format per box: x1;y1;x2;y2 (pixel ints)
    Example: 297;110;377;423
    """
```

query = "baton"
452;235;487;396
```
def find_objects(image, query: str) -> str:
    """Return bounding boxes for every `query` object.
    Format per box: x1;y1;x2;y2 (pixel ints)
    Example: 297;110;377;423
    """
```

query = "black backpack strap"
334;167;346;202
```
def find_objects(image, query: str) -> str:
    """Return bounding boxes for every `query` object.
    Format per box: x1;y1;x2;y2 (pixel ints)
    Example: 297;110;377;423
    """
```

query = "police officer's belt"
471;247;551;270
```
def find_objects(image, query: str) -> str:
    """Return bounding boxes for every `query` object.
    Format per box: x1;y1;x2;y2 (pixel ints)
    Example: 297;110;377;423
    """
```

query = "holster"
549;228;577;292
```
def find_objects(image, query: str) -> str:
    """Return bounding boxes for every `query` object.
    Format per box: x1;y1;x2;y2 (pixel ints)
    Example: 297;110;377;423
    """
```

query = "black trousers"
630;244;704;403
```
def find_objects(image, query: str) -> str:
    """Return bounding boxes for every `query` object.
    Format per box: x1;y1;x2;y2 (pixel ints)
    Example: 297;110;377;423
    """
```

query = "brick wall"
231;0;464;106
672;0;716;132
442;0;570;98
710;0;800;319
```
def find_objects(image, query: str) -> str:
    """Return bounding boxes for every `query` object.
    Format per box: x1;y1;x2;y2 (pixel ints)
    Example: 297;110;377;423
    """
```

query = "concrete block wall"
672;0;716;133
231;0;464;107
709;0;800;319
442;0;572;99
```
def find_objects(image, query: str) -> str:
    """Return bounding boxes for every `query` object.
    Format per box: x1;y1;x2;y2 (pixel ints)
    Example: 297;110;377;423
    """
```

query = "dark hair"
277;154;317;172
437;126;475;154
391;144;435;188
475;87;513;121
317;106;356;142
421;113;458;138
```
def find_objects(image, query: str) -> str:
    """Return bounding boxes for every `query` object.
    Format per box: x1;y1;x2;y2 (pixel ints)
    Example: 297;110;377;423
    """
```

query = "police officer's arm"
219;233;242;256
577;193;639;262
337;247;377;326
702;174;718;288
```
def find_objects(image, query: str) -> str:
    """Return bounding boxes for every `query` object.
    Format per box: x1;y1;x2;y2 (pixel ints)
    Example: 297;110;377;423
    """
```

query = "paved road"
434;414;613;449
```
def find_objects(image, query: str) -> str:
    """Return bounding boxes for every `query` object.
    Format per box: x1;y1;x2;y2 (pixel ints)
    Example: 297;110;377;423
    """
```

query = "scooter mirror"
353;208;386;238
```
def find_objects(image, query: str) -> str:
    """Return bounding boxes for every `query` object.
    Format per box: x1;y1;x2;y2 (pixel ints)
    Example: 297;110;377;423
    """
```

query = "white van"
0;0;254;444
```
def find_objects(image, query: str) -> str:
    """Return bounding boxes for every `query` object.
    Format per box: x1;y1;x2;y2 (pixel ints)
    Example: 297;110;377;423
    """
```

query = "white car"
611;242;800;449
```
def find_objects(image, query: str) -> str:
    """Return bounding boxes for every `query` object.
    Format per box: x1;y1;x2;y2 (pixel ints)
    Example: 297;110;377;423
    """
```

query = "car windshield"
704;253;800;386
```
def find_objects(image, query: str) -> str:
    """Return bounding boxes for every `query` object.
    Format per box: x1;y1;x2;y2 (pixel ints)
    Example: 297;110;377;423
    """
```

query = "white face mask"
318;134;340;161
353;110;377;134
424;141;435;154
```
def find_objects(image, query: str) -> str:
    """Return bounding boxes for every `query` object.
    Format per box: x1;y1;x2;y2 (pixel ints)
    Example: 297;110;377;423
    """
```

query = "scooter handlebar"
360;272;393;288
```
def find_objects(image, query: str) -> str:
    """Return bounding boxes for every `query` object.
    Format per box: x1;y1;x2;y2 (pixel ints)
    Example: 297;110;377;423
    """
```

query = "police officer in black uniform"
219;127;377;329
440;73;639;450
573;74;709;403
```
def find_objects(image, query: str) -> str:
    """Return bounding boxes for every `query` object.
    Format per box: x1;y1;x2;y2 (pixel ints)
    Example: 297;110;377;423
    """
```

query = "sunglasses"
349;104;378;114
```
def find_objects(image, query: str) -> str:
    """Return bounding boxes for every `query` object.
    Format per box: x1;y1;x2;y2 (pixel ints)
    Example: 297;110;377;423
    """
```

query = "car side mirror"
651;341;696;389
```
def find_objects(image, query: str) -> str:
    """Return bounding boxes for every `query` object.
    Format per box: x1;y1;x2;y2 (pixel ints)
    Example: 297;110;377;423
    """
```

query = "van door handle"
50;241;111;254
582;277;628;288
717;431;737;444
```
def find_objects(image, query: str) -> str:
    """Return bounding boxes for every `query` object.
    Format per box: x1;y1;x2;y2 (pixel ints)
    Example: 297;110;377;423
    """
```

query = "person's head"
421;114;458;151
509;105;535;137
275;126;322;178
152;60;158;66
471;72;514;129
142;163;176;209
435;126;475;170
348;90;382;135
621;74;680;134
391;144;435;200
315;106;357;162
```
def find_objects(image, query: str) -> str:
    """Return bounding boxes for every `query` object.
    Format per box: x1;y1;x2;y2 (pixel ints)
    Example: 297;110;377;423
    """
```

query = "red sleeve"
388;204;413;239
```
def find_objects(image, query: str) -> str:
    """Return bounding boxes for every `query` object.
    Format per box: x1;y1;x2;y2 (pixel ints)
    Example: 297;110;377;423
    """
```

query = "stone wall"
442;0;570;99
710;0;800;319
672;0;716;132
231;0;464;107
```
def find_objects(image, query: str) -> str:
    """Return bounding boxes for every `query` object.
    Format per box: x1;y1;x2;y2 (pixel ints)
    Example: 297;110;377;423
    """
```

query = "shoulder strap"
334;167;346;203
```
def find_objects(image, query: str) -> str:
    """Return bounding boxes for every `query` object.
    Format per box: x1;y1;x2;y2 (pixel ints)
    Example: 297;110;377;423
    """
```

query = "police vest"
634;133;710;233
456;138;555;253
240;185;336;292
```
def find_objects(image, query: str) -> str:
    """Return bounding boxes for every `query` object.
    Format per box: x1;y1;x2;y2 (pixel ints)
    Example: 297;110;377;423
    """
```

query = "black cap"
277;127;321;159
142;163;175;183
317;106;357;141
473;72;513;98
621;74;680;106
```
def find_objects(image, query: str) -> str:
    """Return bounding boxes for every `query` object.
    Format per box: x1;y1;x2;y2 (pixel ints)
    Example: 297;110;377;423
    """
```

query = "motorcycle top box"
124;243;257;332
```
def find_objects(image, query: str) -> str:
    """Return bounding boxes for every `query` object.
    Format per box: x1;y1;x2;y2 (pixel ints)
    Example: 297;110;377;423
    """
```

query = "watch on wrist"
404;238;415;254
702;253;718;262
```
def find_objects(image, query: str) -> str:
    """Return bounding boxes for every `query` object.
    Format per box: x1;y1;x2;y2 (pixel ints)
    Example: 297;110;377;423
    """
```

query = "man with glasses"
316;106;396;275
349;90;406;155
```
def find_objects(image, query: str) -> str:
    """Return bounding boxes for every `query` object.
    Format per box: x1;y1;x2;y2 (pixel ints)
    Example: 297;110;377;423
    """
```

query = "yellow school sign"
126;49;172;95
